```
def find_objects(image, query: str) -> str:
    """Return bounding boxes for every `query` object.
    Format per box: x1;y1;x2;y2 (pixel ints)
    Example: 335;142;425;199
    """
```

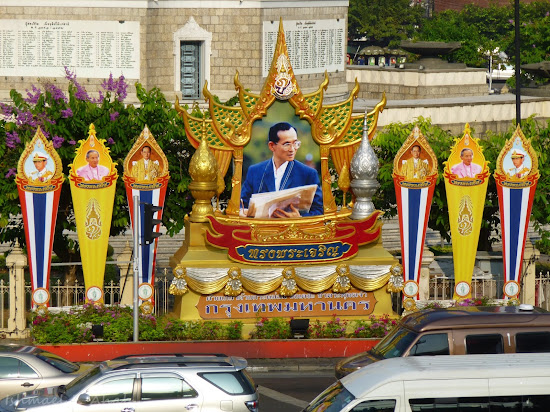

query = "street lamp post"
515;0;521;127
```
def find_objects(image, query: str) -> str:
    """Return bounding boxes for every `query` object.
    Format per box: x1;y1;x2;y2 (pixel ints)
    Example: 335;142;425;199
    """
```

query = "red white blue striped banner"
394;176;436;299
17;181;62;304
496;175;538;287
124;175;169;286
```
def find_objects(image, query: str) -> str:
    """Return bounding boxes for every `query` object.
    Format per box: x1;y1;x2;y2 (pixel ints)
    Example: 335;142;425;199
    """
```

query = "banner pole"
133;195;140;342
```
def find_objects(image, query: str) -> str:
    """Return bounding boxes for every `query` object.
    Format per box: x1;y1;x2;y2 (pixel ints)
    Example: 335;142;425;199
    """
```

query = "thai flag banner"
392;126;439;307
123;126;170;311
494;125;539;299
124;176;169;287
394;176;437;299
15;128;64;308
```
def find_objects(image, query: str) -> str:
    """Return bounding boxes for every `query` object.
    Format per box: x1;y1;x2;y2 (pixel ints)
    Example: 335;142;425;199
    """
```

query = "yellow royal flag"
444;124;489;300
69;124;118;303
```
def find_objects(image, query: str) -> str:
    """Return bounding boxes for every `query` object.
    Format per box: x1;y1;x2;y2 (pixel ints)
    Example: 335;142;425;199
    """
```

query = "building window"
173;17;212;100
180;41;201;99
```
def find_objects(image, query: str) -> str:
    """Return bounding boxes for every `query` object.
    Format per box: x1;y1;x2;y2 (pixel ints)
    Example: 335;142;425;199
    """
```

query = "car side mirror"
77;393;91;405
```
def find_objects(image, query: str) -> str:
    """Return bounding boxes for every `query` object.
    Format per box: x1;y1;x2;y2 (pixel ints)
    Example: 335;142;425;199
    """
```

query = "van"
335;305;550;378
307;353;550;412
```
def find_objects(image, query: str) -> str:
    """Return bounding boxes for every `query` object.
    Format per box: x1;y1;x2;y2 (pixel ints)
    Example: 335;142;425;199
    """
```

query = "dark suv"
0;354;258;412
336;305;550;378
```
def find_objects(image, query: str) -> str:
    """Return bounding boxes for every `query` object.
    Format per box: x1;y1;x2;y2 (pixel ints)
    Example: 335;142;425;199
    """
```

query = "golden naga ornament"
140;300;154;315
279;267;298;297
225;267;243;296
169;266;189;296
387;263;404;293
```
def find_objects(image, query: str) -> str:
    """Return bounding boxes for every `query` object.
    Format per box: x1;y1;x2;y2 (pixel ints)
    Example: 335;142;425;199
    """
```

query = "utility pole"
515;0;521;127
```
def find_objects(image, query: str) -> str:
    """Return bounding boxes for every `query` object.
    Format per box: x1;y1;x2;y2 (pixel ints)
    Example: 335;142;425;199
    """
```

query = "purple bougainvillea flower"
107;137;115;145
0;102;13;117
52;135;64;148
45;83;68;102
61;108;73;118
68;140;76;145
110;112;119;122
5;131;21;149
25;84;42;105
15;110;37;127
5;168;16;178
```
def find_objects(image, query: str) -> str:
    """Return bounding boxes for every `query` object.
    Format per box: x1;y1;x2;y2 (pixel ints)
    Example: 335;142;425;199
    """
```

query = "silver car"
0;344;90;399
0;354;259;412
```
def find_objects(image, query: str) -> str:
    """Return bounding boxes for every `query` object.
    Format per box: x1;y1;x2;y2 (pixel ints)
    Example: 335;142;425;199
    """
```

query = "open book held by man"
246;184;318;218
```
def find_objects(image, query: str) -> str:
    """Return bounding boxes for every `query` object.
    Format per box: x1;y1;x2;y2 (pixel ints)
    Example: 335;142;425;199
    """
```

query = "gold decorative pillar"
188;134;219;222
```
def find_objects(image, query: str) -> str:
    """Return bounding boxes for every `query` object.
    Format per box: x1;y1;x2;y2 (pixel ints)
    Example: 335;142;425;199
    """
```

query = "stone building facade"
0;0;349;104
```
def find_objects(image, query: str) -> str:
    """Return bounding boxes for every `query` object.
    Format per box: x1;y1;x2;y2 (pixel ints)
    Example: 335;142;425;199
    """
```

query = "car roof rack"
109;355;248;371
113;353;228;360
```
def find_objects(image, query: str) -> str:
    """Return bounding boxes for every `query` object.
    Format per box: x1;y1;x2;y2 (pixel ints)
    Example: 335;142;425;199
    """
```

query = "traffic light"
142;202;163;245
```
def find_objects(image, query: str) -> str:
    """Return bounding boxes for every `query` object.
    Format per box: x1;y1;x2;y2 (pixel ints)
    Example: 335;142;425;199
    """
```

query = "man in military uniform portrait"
28;152;53;183
508;149;530;178
131;145;160;181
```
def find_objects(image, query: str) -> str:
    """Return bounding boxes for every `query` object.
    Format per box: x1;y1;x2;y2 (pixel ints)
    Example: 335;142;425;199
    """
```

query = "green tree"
348;0;425;47
0;70;193;278
415;2;550;84
415;4;512;67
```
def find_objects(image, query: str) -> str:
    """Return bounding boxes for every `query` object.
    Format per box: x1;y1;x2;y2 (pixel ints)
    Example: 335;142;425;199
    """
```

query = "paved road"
249;371;337;412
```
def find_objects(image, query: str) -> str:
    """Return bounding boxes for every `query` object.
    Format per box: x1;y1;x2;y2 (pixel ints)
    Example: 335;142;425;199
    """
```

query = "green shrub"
30;305;245;343
249;317;291;339
309;315;348;338
352;314;398;338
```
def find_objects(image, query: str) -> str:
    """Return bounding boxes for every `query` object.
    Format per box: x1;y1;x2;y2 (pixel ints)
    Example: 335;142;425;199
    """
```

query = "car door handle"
185;405;199;410
21;382;34;387
121;408;134;412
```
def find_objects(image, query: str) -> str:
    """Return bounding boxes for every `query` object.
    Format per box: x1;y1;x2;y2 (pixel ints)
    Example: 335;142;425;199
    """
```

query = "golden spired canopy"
171;18;397;312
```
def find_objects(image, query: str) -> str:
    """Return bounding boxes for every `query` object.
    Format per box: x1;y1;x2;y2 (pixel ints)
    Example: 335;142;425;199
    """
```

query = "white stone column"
6;242;29;337
419;246;435;301
117;242;134;306
521;240;538;305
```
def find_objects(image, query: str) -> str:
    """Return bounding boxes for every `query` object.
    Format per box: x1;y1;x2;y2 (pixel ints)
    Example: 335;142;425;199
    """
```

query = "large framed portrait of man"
240;100;323;219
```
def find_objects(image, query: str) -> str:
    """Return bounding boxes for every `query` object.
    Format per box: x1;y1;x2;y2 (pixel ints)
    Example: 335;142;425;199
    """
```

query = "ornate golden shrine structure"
170;20;400;329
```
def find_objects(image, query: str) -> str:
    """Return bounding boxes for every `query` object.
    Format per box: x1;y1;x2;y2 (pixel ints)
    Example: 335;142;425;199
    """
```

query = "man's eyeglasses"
276;141;301;151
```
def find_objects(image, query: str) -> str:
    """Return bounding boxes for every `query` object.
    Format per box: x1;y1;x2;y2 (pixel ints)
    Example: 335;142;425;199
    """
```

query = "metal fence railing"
0;272;174;331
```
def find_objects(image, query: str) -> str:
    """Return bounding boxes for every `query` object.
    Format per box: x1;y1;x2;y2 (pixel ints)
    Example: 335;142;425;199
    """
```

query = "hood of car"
335;351;380;379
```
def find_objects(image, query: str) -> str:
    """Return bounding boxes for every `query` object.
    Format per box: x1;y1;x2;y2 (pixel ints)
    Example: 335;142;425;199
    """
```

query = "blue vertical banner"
494;125;539;299
123;126;170;313
392;126;438;310
16;128;64;309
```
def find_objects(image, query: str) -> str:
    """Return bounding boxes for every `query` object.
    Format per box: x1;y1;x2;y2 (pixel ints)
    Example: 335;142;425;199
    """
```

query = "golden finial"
338;164;351;208
188;123;219;222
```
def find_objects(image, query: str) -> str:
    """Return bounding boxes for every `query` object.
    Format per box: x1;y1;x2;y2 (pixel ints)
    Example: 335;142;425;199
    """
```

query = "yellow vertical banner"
69;124;118;303
444;124;489;300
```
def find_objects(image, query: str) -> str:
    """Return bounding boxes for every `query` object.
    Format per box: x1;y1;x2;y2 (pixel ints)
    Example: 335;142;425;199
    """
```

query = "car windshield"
371;327;419;359
304;381;355;412
64;365;103;398
36;351;80;373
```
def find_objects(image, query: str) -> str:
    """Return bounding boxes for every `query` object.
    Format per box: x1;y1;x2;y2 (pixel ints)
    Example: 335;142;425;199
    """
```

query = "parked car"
0;345;91;399
487;64;514;81
306;352;550;412
0;353;259;412
335;305;550;378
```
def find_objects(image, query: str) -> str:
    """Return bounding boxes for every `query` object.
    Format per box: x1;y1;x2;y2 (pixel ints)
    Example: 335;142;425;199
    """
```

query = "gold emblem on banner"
85;198;102;240
457;195;473;236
